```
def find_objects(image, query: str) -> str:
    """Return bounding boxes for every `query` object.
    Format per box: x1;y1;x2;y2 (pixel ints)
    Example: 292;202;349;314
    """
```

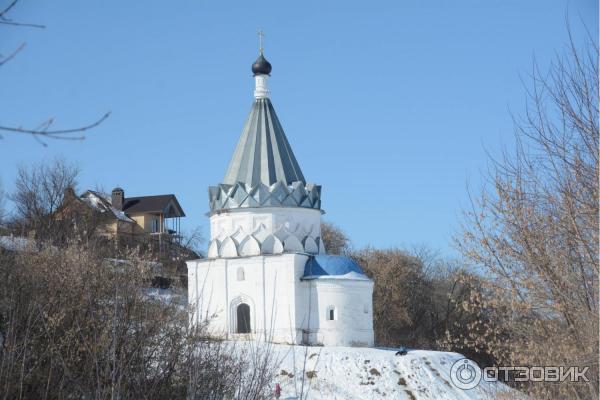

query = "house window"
236;267;245;281
326;306;336;321
363;303;369;314
151;219;159;233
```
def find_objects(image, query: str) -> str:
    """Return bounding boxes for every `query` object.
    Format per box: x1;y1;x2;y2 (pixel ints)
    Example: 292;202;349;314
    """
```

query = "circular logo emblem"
450;358;482;390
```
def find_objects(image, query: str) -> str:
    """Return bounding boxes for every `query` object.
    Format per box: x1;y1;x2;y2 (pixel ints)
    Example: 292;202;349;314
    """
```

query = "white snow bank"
143;287;187;307
0;236;34;252
262;343;525;400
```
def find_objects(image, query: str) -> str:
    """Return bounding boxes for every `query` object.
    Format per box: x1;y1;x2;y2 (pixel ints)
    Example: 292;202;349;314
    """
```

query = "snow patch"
81;191;134;223
0;236;32;252
302;271;371;281
263;343;525;400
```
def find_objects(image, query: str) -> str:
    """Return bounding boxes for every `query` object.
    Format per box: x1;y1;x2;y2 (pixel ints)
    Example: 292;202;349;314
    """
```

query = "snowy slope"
268;344;524;400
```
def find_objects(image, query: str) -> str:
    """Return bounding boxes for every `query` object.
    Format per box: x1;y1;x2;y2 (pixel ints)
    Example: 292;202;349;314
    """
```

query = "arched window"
236;303;251;333
326;306;337;321
236;267;245;281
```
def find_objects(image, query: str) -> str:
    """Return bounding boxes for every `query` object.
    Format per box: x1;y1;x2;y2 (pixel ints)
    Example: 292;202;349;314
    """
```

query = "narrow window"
326;306;336;321
236;303;251;333
236;267;245;281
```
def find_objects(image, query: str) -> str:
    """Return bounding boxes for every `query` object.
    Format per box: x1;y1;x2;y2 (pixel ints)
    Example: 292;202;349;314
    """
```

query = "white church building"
187;47;374;347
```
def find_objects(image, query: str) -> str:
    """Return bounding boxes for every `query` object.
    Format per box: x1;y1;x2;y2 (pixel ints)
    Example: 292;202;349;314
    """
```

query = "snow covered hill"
268;344;524;400
149;290;523;399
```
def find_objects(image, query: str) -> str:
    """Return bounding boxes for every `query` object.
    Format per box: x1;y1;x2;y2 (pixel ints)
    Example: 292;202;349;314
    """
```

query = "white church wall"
187;258;229;333
187;254;310;344
297;278;374;347
208;207;323;257
261;253;309;343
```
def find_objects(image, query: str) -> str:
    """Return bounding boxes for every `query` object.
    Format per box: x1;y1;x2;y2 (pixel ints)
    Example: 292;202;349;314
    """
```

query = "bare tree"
453;30;598;399
320;221;350;255
10;158;79;241
351;247;433;347
180;226;205;258
0;0;109;144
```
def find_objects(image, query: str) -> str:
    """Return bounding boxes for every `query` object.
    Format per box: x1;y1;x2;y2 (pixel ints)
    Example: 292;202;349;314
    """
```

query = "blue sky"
0;0;597;256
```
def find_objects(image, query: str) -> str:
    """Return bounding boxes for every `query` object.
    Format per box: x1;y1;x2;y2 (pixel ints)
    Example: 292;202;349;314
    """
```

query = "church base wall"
187;253;310;345
187;253;375;347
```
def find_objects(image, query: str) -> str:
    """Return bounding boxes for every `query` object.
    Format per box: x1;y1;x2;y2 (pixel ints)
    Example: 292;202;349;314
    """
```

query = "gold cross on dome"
258;29;265;54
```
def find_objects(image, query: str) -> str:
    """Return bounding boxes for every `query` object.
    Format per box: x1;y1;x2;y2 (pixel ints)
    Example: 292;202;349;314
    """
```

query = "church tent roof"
223;98;306;187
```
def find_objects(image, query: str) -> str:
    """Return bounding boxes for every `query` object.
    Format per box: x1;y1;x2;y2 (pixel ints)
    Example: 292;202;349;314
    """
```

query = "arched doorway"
236;303;251;333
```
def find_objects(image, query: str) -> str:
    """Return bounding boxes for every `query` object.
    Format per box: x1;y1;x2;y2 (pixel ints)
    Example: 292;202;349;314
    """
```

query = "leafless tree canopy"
179;226;205;258
9;158;79;239
348;246;489;359
320;221;350;255
451;33;599;399
353;247;431;346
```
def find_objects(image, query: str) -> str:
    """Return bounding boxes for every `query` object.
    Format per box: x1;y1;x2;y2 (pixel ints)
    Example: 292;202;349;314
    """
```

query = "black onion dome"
252;53;272;75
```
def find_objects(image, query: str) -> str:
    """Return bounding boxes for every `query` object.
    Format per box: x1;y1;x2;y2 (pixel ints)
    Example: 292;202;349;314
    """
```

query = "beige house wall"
129;213;162;233
130;215;145;230
97;218;146;240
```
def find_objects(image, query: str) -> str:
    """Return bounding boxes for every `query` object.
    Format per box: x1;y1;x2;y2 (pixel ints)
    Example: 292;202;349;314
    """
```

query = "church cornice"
208;181;322;214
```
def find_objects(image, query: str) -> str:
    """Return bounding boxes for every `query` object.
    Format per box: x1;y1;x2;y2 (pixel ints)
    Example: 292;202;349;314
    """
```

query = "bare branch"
0;20;45;28
0;0;45;29
0;112;111;145
0;0;18;18
0;42;25;66
0;0;104;146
